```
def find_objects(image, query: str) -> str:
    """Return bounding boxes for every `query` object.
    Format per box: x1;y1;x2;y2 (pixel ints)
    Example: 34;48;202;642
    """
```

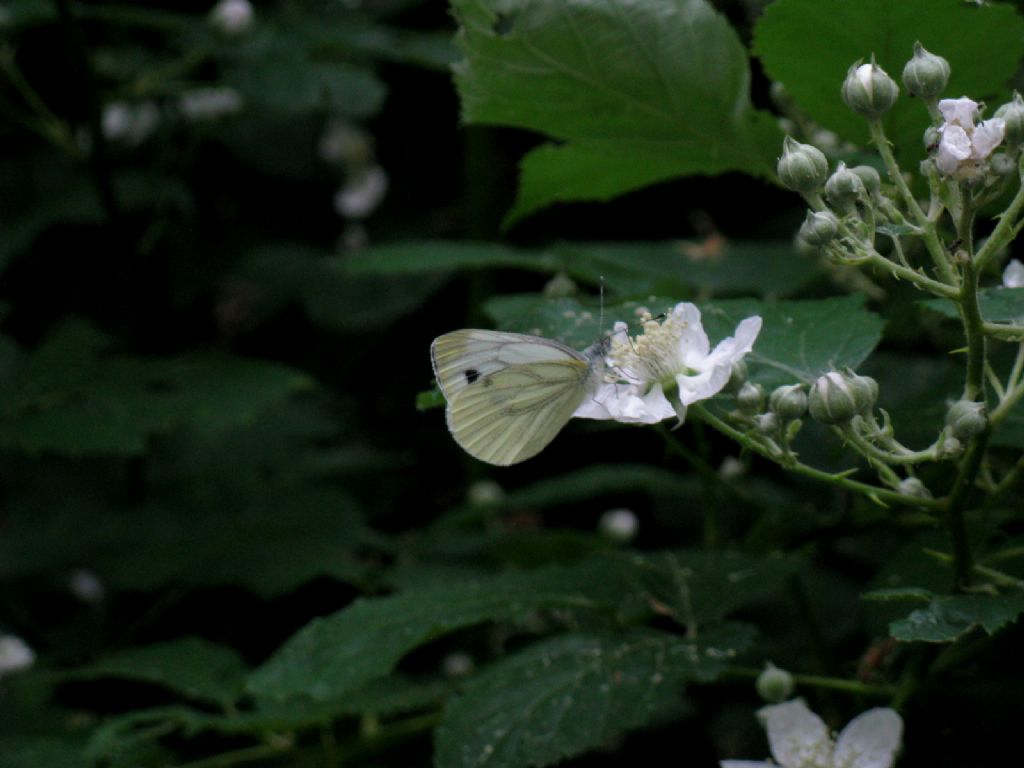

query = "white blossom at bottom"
1003;258;1024;288
721;699;903;768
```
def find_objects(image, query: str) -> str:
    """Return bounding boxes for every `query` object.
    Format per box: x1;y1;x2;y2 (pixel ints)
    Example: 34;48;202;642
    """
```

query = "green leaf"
0;320;314;456
754;0;1024;165
451;0;782;223
889;591;1024;643
246;558;636;701
701;295;885;389
225;57;386;118
346;239;818;299
65;638;246;707
435;624;754;768
922;287;1024;324
239;244;447;331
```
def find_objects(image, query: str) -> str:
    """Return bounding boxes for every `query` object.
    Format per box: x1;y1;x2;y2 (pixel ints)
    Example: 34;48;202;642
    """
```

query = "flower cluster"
574;302;762;425
934;97;1006;180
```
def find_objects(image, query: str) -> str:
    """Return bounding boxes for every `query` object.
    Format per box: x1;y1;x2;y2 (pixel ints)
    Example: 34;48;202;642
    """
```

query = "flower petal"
760;699;833;768
936;125;972;175
938;96;979;127
573;381;674;424
672;302;711;362
1003;258;1024;288
971;118;1006;160
833;708;903;768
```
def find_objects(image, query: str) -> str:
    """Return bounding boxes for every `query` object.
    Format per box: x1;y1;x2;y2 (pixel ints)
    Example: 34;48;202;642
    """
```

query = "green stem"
975;155;1024;272
868;119;958;286
691;405;944;511
723;667;897;698
943;431;986;589
840;424;939;466
959;232;985;403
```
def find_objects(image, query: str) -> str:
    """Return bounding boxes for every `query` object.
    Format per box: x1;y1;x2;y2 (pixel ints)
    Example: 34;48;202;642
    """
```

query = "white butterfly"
430;329;609;466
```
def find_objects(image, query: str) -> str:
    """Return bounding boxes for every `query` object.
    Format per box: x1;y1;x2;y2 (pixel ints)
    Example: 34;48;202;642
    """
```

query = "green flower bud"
754;412;781;435
994;92;1024;147
945;399;987;440
938;435;963;459
543;272;578;299
809;371;860;425
798;210;840;248
598;508;639;544
736;381;765;415
923;125;942;153
901;42;950;99
769;384;808;421
846;370;879;414
842;58;899;119
777;136;829;193
725;359;749;394
991;153;1016;177
898;477;932;499
825;162;867;209
756;662;795;704
850;165;882;197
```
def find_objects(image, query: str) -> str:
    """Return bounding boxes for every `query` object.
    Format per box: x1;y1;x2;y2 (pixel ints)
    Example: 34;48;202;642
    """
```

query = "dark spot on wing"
465;369;480;384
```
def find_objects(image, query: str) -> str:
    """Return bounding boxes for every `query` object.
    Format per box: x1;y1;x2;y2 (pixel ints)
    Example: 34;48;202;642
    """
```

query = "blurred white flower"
102;101;160;146
598;508;639;543
1003;258;1024;288
68;569;105;604
333;166;389;219
721;699;903;768
442;652;475;678
574;303;761;425
318;119;374;167
935;97;1005;178
209;0;253;35
0;634;35;678
178;87;244;122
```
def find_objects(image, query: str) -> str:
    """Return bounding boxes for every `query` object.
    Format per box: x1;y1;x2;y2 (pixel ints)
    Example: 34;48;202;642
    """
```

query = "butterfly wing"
430;330;595;466
431;330;587;400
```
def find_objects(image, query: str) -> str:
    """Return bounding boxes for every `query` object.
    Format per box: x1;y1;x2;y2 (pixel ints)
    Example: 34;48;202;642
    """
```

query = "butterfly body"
431;330;608;465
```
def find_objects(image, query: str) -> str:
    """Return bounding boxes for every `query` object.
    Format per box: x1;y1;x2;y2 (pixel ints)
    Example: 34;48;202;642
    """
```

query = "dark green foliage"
3;1;1024;767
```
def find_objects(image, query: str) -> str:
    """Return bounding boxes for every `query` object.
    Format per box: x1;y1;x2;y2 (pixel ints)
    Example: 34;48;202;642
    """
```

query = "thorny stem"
974;154;1024;272
868;119;959;286
690;405;945;511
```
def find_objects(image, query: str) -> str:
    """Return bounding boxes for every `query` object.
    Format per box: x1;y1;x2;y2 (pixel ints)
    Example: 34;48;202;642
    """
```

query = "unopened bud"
991;153;1016;177
898;477;932;499
995;92;1024;147
825;162;867;209
806;370;872;423
599;508;639;544
756;662;794;704
769;384;808;421
725;359;749;393
842;59;899;119
798;210;839;248
850;165;882;198
543;272;578;298
901;42;950;100
778;136;829;194
754;412;781;435
736;382;765;415
938;435;963;459
468;480;504;506
945;400;987;440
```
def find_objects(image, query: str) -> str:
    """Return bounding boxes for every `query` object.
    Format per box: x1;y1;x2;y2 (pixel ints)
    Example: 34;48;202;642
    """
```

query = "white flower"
318;119;374;167
0;634;35;678
935;97;1006;178
178;87;244;122
574;302;762;425
1003;258;1024;288
68;569;105;604
721;699;903;768
334;166;389;219
102;101;160;146
598;508;639;543
209;0;253;35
